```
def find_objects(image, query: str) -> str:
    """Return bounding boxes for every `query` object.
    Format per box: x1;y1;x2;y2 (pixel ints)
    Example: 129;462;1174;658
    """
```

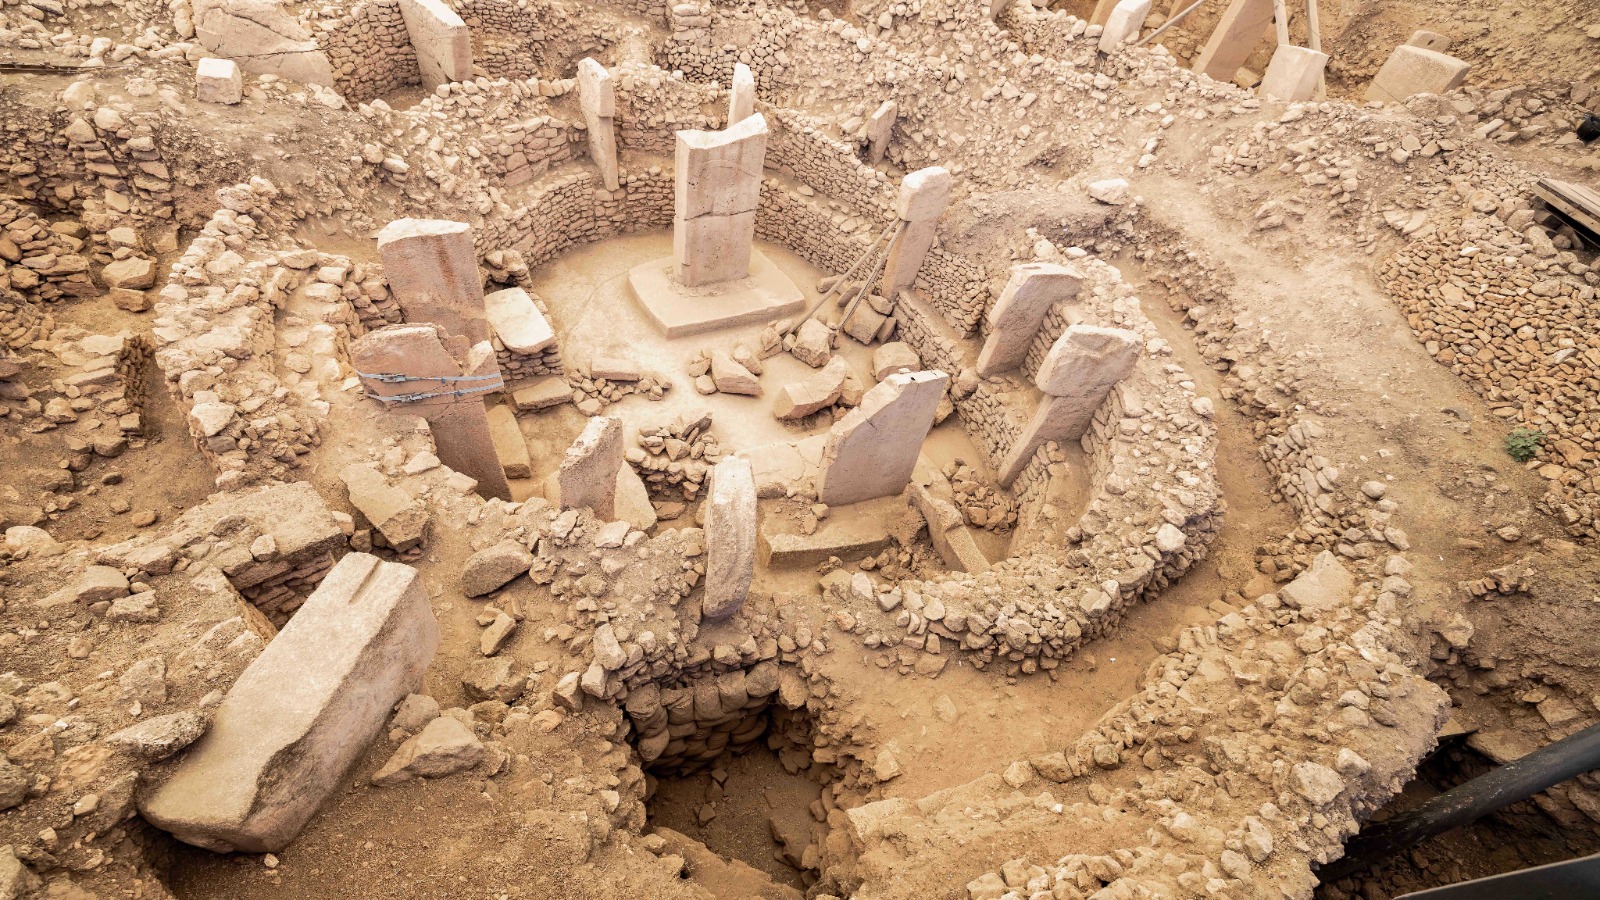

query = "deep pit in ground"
635;696;833;891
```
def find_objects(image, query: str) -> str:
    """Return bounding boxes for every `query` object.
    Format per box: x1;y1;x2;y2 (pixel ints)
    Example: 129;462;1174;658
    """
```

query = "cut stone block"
1260;45;1329;102
554;416;624;520
195;57;242;104
101;256;157;290
513;376;571;411
743;435;824;499
340;463;430;551
758;495;900;567
773;355;853;420
674;113;769;287
1098;0;1150;52
1405;30;1450;52
628;247;804;339
140;553;439;852
486;404;532;480
1364;45;1471;104
710;350;761;396
190;0;334;85
484;287;554;354
702;457;756;621
817;370;949;506
872;342;921;380
976;263;1082;377
398;0;471;89
375;219;484;342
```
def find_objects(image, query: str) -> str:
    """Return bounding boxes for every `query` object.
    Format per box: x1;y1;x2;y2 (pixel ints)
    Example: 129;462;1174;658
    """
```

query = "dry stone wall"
319;0;420;105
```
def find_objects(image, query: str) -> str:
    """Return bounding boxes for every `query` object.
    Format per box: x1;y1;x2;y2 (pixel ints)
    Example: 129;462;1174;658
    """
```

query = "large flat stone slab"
140;553;439;852
628;248;805;339
758;495;902;568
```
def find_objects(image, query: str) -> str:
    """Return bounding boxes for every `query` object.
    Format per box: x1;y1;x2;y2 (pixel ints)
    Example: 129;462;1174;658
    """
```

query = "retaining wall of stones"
320;0;420;104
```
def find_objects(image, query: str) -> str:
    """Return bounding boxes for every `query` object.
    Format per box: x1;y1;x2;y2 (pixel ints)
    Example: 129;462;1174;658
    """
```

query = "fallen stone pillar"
1364;45;1471;104
140;553;439;852
1191;0;1275;84
728;62;755;125
975;262;1083;377
865;100;896;164
1098;0;1150;52
1260;45;1328;102
486;404;532;480
909;459;990;573
880;167;952;298
997;325;1141;487
817;370;949;506
350;324;512;501
552;416;624;519
578;58;619;191
702;457;756;620
674;114;769;287
398;0;472;89
483;287;555;355
376;218;486;343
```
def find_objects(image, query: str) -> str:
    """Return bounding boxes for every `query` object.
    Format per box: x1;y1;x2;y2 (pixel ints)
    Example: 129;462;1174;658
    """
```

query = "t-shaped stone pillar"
865;100;896;164
976;262;1083;377
702;456;756;621
351;324;512;501
817;370;950;506
881;167;952;298
398;0;471;89
997;324;1141;487
673;113;769;288
1192;0;1276;84
376;218;487;344
728;62;755;125
578;58;619;191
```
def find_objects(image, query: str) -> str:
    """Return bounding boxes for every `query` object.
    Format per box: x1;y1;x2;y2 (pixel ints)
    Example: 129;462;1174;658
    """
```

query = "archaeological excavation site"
9;0;1600;897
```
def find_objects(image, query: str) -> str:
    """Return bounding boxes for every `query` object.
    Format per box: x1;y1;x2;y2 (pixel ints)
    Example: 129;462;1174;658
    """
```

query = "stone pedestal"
578;58;619;191
881;167;952;298
351;324;512;501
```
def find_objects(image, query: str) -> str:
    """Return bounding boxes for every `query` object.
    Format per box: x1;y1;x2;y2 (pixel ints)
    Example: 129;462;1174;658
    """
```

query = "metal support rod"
1136;0;1209;47
784;220;899;337
832;223;900;345
1319;722;1600;884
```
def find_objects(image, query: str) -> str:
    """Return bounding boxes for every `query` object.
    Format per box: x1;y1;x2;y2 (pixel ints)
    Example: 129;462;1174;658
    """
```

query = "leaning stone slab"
817;370;949;506
140;553;439;852
484;287;554;355
1364;45;1471;104
397;0;472;89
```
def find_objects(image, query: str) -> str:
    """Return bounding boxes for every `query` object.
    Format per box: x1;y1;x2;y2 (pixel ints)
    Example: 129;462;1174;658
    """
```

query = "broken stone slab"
673;113;769;287
1097;0;1149;52
773;356;853;420
742;435;824;499
484;287;554;355
106;710;207;760
397;0;472;88
140;553;439;852
710;351;761;396
1365;45;1471;104
370;714;484;786
591;358;641;382
759;495;901;567
552;416;624;520
615;462;659;531
908;459;990;574
190;0;334;85
513;376;572;411
817;370;949;506
101;255;157;290
375;219;485;342
702;457;756;621
340;463;429;551
872;341;921;380
195;56;242;104
789;318;835;368
976;263;1083;377
461;540;533;597
486;404;532;480
1276;550;1355;612
1259;45;1328;103
1087;178;1130;205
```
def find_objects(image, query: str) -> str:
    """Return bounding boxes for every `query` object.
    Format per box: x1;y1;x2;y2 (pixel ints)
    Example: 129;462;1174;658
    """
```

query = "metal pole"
1319;722;1600;884
1136;0;1210;47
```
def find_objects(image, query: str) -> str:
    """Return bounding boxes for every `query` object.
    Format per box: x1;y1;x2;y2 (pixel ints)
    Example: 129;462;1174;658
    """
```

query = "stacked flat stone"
319;0;420;104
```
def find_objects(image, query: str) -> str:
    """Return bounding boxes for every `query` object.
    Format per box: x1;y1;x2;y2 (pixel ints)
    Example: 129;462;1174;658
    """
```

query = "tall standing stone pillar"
351;323;513;501
702;456;756;621
817;370;950;506
865;100;897;164
673;113;769;288
578;58;619;191
552;416;625;520
976;263;1083;377
1191;0;1276;83
997;325;1141;487
398;0;472;88
880;167;951;299
728;62;755;124
376;218;487;344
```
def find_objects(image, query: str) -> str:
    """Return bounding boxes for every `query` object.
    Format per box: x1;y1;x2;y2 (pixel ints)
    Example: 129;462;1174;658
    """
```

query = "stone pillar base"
627;248;805;338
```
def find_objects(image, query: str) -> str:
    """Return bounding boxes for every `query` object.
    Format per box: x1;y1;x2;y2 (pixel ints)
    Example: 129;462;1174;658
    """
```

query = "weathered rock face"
140;553;440;852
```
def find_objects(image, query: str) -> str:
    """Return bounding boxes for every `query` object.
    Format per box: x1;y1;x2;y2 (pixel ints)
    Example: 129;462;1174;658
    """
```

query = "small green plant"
1505;427;1545;463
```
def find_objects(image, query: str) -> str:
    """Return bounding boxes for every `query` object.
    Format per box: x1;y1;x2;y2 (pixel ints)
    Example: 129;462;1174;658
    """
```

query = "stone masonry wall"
320;0;420;105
